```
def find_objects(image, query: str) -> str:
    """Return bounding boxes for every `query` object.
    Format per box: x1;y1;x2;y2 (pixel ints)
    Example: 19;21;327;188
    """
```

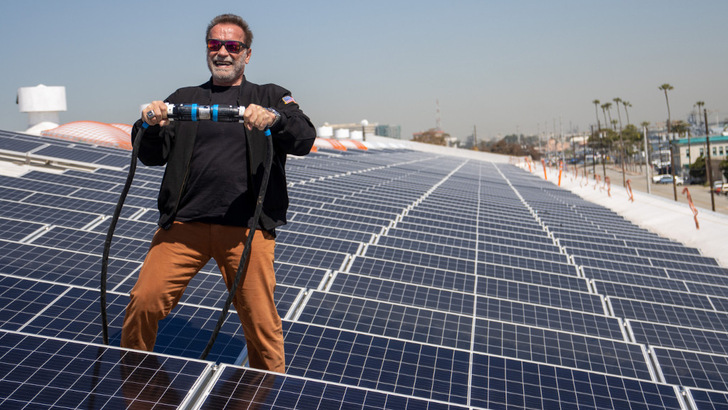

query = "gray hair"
206;14;253;46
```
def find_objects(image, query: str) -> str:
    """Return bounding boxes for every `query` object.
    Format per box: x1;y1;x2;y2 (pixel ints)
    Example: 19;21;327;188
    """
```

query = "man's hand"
142;101;170;127
243;104;276;131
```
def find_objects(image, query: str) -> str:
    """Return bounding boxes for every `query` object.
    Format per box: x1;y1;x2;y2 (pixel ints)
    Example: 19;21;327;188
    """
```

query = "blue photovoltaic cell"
710;296;728;313
0;275;68;331
275;243;350;271
274;262;329;289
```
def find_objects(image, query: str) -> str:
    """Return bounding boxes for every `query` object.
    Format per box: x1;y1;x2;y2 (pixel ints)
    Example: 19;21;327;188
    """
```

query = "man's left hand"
244;104;276;131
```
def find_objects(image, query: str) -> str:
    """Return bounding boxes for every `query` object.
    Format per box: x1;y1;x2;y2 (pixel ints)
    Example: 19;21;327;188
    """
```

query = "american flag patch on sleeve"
282;95;296;105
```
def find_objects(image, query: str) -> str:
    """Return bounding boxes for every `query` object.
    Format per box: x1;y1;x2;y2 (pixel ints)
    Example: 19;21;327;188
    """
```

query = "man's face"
206;23;250;86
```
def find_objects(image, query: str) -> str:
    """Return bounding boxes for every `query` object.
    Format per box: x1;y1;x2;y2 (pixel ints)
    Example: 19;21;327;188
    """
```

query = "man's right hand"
142;101;170;127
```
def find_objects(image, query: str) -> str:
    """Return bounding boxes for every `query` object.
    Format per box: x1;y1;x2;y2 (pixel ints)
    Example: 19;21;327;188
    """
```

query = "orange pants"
120;222;285;372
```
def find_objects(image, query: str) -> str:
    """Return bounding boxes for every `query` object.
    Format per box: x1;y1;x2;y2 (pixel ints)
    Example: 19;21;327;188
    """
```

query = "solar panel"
0;329;212;409
653;347;728;392
2;128;728;407
198;364;468;409
628;319;728;355
686;388;728;409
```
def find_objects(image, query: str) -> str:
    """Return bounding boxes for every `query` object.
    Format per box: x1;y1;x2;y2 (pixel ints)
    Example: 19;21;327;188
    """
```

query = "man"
121;14;316;373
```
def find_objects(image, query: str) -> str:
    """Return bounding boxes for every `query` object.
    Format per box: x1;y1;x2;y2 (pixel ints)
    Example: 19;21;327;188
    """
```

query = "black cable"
100;123;147;345
199;129;273;360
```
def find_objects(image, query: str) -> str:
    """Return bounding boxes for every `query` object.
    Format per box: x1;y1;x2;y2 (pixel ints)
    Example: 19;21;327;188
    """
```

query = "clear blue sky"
2;0;726;141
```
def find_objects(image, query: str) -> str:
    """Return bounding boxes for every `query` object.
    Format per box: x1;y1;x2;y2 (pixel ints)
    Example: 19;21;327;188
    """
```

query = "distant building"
375;124;401;139
316;122;401;140
412;128;457;147
675;135;728;166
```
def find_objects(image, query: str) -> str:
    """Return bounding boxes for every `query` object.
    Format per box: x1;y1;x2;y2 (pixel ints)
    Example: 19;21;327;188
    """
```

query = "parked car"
713;181;728;195
656;175;684;185
652;174;669;183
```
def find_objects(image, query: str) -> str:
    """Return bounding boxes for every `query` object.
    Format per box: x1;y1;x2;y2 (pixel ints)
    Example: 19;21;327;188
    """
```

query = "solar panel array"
1;128;727;408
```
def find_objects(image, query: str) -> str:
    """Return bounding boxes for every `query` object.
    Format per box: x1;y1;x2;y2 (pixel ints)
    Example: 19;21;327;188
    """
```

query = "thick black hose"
199;129;273;360
100;119;274;362
100;123;147;345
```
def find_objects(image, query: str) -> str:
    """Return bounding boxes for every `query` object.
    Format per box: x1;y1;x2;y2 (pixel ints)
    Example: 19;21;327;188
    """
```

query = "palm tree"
696;101;705;131
604;102;614;130
659;83;676;200
600;103;609;130
622;101;632;125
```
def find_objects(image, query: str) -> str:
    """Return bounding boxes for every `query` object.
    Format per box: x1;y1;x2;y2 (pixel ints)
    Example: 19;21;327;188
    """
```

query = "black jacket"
131;78;316;231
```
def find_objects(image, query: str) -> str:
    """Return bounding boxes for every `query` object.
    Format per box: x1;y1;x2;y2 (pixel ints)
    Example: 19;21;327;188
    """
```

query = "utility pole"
588;125;593;178
705;109;715;211
643;125;651;194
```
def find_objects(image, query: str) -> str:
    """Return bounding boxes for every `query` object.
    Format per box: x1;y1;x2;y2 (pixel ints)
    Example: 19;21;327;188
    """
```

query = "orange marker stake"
626;179;634;202
682;187;700;229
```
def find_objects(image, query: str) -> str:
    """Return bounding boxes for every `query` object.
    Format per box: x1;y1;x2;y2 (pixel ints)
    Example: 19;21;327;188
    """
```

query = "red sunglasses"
206;39;247;53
